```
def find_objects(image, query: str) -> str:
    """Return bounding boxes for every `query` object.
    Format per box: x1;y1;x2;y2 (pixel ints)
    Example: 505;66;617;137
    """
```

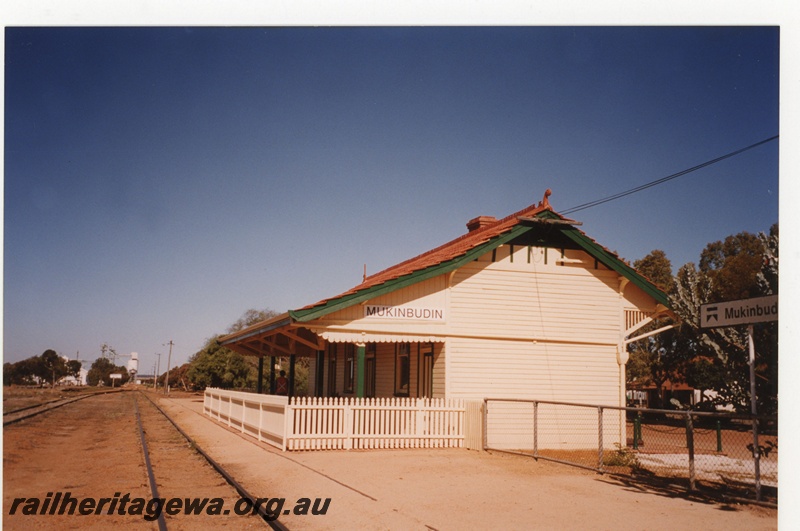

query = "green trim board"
533;210;670;306
557;226;670;307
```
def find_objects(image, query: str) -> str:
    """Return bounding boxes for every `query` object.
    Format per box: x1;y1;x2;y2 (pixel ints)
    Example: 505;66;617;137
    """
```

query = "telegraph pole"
164;341;173;395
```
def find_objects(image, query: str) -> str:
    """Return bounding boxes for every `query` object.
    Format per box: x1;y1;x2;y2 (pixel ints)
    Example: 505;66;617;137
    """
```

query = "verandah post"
315;350;325;397
356;343;366;398
257;356;264;394
289;354;296;397
269;356;276;394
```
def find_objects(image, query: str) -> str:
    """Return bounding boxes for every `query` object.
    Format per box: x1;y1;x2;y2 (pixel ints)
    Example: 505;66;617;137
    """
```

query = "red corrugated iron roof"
296;191;557;312
221;190;671;345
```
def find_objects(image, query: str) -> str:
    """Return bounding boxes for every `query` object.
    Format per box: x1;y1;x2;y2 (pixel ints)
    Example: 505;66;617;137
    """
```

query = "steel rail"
138;391;288;531
3;396;69;416
3;389;124;426
133;395;169;531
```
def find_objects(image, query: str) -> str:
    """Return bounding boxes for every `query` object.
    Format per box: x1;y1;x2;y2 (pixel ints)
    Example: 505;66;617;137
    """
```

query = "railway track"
3;388;124;426
134;391;289;530
3;389;288;530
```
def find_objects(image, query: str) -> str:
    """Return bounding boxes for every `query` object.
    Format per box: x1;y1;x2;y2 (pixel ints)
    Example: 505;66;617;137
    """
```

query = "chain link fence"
483;398;777;505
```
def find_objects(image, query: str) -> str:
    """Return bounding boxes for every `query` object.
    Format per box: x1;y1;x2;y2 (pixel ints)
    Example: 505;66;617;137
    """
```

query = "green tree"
158;362;191;390
634;249;674;294
186;308;280;390
672;225;778;414
227;309;280;334
683;357;724;407
86;357;130;386
3;358;42;386
627;250;685;407
40;349;69;387
186;337;254;389
699;230;765;301
66;360;83;380
4;351;77;386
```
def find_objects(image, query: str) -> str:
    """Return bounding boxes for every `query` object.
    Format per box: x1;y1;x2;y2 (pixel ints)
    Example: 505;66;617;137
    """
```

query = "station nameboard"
364;304;444;321
109;373;123;379
700;294;778;328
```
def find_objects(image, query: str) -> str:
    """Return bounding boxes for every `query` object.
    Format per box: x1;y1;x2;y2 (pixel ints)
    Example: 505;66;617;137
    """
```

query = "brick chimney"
466;215;497;232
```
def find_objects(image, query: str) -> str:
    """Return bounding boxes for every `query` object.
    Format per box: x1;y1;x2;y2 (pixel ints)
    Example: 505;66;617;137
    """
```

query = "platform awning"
219;313;324;358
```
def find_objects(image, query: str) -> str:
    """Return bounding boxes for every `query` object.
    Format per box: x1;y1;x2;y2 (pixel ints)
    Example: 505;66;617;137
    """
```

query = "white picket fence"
286;396;466;451
203;389;466;451
203;388;289;449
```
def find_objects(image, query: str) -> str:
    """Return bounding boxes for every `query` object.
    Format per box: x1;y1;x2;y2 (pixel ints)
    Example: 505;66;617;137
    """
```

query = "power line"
561;135;779;216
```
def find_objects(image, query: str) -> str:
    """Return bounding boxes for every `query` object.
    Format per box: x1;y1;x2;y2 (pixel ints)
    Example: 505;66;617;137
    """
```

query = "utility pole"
74;351;90;386
154;353;162;391
164;341;173;395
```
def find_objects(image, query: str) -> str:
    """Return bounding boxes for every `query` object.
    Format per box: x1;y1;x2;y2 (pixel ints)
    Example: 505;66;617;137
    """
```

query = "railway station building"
219;190;672;412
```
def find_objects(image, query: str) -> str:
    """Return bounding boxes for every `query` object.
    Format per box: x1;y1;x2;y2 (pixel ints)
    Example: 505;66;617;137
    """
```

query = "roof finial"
539;188;552;209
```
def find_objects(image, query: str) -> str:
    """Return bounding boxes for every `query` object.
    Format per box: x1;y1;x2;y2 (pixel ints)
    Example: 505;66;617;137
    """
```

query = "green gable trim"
556;225;671;308
289;224;533;323
528;211;669;306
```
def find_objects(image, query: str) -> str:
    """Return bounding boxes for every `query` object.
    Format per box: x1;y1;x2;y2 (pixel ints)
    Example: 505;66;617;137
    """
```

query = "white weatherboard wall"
445;247;628;449
446;249;622;400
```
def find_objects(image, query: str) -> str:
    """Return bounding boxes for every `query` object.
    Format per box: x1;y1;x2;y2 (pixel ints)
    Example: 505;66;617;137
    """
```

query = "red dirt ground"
3;387;779;530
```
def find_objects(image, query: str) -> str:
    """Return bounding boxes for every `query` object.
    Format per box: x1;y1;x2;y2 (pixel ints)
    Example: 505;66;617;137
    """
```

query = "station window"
366;343;377;398
395;343;410;396
343;344;355;394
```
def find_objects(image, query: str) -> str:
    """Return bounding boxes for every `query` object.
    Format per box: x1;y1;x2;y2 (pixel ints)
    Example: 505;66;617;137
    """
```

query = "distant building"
134;374;155;386
59;355;88;386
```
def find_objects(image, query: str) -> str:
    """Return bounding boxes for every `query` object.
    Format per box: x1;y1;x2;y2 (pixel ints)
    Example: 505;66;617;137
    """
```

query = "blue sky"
4;26;781;369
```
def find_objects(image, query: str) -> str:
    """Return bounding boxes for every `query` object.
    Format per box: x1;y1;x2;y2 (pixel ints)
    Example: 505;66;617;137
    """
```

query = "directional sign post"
700;294;778;329
109;373;123;388
699;294;777;501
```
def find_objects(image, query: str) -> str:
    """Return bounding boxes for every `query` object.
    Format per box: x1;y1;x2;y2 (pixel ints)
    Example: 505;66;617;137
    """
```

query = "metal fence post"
686;412;695;492
716;420;722;453
748;325;762;502
597;406;604;471
633;414;641;450
533;401;538;458
482;399;488;451
753;417;762;501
